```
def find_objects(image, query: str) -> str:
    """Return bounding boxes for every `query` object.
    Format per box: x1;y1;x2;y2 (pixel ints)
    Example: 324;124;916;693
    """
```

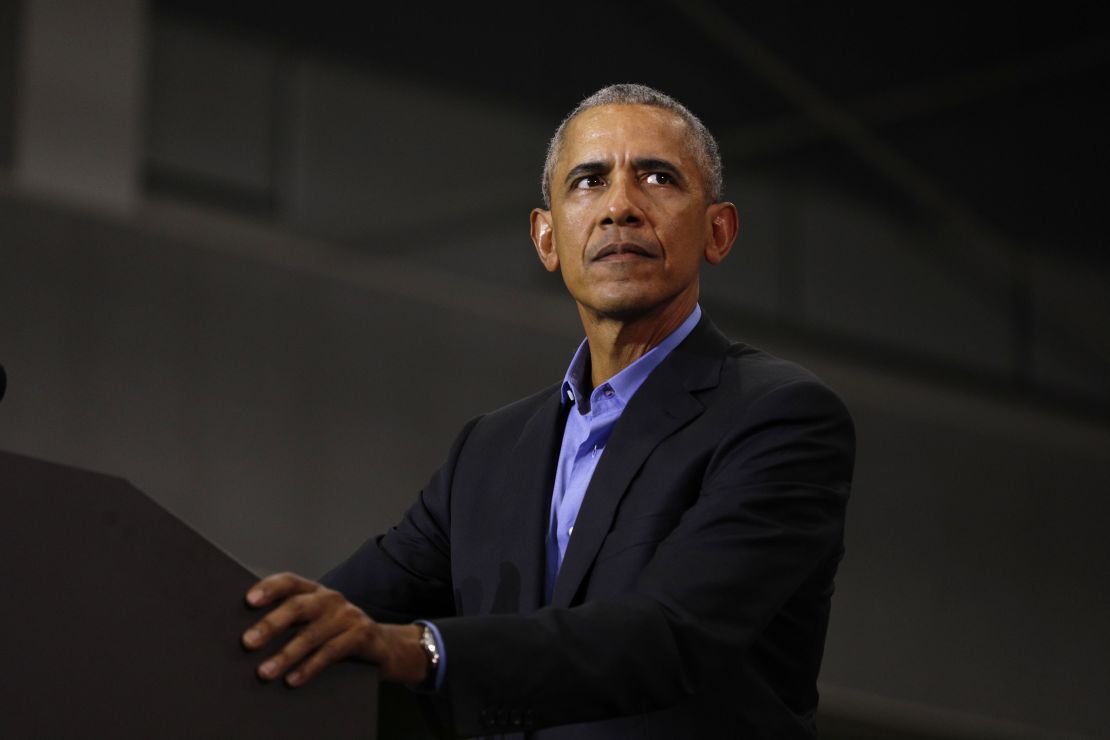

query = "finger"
245;572;315;608
257;609;351;681
286;628;375;687
242;591;326;650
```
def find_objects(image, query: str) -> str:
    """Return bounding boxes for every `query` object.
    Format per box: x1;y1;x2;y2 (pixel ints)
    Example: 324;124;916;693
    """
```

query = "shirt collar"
560;304;702;413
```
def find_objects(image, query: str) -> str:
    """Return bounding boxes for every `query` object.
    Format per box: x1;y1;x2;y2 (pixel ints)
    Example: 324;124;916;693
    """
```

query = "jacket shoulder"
722;342;828;395
679;314;840;404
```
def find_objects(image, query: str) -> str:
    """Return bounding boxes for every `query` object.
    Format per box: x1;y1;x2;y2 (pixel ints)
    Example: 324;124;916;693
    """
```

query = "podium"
0;450;403;738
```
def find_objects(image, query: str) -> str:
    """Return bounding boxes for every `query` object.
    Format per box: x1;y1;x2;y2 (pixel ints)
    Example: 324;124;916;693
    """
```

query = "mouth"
592;242;659;262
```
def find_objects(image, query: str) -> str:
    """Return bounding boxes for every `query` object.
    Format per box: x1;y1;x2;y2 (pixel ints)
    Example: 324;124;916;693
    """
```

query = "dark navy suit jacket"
323;315;855;738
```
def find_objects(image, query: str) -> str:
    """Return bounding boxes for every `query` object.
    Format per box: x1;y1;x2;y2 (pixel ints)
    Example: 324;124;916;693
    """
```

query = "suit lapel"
549;317;731;607
495;388;567;614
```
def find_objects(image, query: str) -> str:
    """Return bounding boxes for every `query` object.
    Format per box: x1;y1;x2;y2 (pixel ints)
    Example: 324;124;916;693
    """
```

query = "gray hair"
541;83;724;208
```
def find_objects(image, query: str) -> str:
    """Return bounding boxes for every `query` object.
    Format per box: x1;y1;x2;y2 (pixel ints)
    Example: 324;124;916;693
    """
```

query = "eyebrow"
564;161;608;186
633;158;685;184
563;157;687;188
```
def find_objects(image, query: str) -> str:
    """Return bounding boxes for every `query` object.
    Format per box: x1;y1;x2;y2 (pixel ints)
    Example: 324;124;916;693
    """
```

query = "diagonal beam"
720;35;1110;160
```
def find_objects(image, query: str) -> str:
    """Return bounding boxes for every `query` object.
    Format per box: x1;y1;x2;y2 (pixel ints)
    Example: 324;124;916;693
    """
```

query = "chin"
589;293;665;322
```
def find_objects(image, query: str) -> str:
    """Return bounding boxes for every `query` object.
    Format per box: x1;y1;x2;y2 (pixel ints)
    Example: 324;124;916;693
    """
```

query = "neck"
578;293;697;390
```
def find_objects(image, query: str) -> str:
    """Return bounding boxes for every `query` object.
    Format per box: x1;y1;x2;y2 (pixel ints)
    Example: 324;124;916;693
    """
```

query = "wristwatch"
416;624;440;692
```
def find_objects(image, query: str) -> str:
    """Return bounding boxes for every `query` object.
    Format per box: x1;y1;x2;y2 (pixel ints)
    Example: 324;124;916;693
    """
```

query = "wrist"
379;623;427;685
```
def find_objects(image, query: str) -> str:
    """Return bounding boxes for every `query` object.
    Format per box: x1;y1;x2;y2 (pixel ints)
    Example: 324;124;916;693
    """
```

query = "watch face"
421;627;440;664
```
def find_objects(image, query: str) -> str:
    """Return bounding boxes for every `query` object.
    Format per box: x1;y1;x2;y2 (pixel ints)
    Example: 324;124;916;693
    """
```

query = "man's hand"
241;572;427;687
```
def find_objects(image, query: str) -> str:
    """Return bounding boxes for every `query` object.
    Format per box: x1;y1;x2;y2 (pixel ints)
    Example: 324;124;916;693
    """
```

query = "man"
242;84;854;738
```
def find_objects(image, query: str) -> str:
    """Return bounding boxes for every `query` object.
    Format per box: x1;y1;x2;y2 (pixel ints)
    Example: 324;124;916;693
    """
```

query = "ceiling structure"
156;1;1110;267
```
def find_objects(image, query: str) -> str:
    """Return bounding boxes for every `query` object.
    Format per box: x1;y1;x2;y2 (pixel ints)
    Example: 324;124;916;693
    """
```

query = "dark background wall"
1;3;1107;738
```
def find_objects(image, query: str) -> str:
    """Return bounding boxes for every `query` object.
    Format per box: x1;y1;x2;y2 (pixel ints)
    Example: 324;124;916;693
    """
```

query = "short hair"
541;83;724;208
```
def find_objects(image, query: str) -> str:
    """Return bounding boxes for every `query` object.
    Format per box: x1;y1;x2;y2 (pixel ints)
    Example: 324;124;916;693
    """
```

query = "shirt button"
568;526;574;536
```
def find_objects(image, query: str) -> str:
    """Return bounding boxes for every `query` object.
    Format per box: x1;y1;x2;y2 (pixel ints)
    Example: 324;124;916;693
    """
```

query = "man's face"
531;104;735;324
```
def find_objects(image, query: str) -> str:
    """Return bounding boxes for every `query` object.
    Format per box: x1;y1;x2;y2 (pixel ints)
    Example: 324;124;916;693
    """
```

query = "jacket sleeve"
430;379;854;737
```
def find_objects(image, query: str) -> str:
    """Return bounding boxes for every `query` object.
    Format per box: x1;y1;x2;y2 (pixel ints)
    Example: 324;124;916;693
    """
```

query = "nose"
599;174;644;227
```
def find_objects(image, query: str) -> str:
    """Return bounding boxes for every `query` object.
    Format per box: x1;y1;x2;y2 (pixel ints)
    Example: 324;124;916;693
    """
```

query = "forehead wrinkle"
564;109;698;169
543;93;722;207
550;104;716;206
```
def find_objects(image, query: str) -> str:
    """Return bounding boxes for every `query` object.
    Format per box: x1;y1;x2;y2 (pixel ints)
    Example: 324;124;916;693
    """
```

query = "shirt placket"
562;391;620;542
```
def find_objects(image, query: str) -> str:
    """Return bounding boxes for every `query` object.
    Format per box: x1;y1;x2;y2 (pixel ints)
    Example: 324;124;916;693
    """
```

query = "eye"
644;172;673;185
574;175;604;190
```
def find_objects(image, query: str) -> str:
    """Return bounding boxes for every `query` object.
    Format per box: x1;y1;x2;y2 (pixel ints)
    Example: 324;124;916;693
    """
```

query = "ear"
530;208;560;272
703;202;738;265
